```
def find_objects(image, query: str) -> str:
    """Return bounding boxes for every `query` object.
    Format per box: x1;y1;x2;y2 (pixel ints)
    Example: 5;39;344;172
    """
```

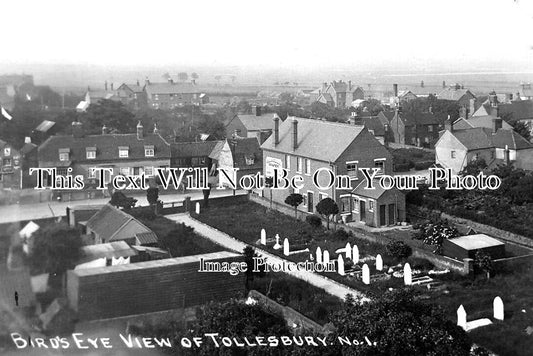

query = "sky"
1;0;533;71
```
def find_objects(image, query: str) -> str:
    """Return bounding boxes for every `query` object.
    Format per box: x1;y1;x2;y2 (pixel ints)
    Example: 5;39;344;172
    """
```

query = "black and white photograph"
1;0;533;355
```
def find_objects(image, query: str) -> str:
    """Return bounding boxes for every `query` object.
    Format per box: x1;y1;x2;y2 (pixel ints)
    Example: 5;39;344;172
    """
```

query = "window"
119;167;130;176
144;146;154;157
119;147;129;158
88;167;96;178
346;161;358;178
285;155;291;170
3;147;10;156
144;166;154;176
374;159;385;174
428;125;433;133
86;148;96;159
305;159;311;175
451;150;456;159
191;157;206;166
368;200;374;212
57;167;68;176
59;153;69;161
297;157;303;173
3;158;12;166
245;155;255;166
352;196;359;212
175;158;188;166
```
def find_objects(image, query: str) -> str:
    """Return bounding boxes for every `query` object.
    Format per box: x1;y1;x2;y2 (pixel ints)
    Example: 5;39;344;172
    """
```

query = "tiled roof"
35;120;56;132
379;111;396;123
318;93;333;103
230;137;262;170
88;90;116;100
38;132;171;164
437;88;475;101
20;142;37;155
236;113;277;131
498;100;533;120
352;116;385;136
86;204;151;242
352;179;402;199
451;127;532;151
135;232;159;245
145;82;203;95
492;129;532;150
466;115;513;130
401;112;441;126
261;116;365;162
171;140;221;158
447;234;503;250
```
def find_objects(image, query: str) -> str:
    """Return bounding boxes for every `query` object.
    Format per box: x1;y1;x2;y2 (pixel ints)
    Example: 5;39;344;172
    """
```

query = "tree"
80;99;136;135
459;158;487;176
191;72;199;81
316;197;339;230
475;250;494;279
146;187;159;205
109;191;137;210
331;289;472;356
158;223;199;257
510;120;532;141
386;240;412;260
177;72;188;82
284;193;303;219
30;224;83;276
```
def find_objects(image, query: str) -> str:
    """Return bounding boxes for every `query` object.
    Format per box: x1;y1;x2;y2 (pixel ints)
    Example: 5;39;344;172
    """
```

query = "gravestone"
345;242;352;260
260;229;266;245
316;247;322;264
273;234;281;250
362;264;370;285
283;238;289;256
376;254;383;271
493;296;504;321
404;263;412;285
338;255;345;276
195;202;200;214
457;305;467;330
352;245;359;264
323;250;330;264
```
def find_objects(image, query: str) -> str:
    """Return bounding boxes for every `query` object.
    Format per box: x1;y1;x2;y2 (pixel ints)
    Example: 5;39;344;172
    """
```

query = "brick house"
389;111;442;148
312;80;365;108
37;121;171;189
261;116;393;221
209;137;263;185
144;79;208;109
438;85;476;107
224;106;278;142
115;82;147;110
0;138;37;189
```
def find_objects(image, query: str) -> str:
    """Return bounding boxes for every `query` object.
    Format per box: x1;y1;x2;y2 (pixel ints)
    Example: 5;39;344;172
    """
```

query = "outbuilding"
442;234;505;260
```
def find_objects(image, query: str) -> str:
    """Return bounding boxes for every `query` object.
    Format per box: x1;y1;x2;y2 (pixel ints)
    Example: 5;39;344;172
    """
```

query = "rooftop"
447;234;504;250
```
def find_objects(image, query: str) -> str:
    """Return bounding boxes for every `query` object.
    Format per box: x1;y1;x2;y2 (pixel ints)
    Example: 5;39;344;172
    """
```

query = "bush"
332;229;351;241
305;215;322;228
413;161;434;170
394;163;412;172
386;240;412;260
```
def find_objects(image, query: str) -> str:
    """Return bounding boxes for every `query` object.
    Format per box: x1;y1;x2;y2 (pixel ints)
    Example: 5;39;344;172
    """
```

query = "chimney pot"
24;137;31;144
292;118;298;150
72;120;84;138
273;115;280;145
137;121;144;139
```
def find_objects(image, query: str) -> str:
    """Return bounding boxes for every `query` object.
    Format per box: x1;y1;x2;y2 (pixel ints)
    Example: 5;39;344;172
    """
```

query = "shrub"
413;161;434;170
386;240;412;260
332;229;351;241
394;163;412;172
305;215;322;228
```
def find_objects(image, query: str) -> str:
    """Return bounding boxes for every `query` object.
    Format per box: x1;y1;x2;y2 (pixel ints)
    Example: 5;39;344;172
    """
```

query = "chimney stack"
110;83;114;91
273;114;280;146
24;137;31;144
252;105;262;116
168;78;174;84
136;79;140;86
393;84;398;97
145;77;150;85
153;123;159;135
102;125;107;135
104;81;108;91
191;79;196;85
137;121;144;140
442;80;446;88
445;115;454;132
72;120;83;138
492;117;502;133
459;106;467;119
348;80;352;91
490;105;499;118
292;118;298;150
504;145;510;165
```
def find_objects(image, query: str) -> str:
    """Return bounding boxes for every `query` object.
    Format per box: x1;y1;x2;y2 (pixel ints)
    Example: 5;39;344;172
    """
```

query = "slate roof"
378;111;396;123
492;129;532;150
119;83;145;93
236;113;278;131
447;234;504;250
451;127;532;151
261;116;365;162
38;132;171;165
135;232;159;245
466;115;513;130
79;241;137;265
438;88;475;101
35;120;56;132
352;179;402;199
171;140;221;158
230;137;263;170
20;142;37;155
352;116;385;136
86;204;152;242
401;112;441;126
498;100;533;120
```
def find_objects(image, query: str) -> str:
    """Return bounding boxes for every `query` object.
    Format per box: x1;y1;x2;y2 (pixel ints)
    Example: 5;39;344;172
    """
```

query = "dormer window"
59;148;70;161
245;155;255;166
4;147;11;156
86;147;96;159
144;145;154;157
119;146;129;158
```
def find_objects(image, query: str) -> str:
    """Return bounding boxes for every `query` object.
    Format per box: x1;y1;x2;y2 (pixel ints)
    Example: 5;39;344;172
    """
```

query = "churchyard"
193;199;533;356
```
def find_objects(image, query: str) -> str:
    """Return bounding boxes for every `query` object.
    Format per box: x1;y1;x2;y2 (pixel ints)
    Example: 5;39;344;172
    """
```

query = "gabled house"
224;106;278;142
389;111;442;148
0;137;37;189
312;80;364;108
86;204;155;245
115;82;147;110
349;116;387;144
472;95;533;136
37;121;171;187
435;119;533;173
438;85;476;107
261;116;394;221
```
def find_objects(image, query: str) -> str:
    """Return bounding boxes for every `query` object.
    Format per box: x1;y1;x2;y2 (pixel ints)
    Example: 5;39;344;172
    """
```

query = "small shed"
442;234;505;260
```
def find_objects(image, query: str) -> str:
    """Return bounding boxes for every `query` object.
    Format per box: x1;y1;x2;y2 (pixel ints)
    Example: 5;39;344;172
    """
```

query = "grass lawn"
194;200;533;355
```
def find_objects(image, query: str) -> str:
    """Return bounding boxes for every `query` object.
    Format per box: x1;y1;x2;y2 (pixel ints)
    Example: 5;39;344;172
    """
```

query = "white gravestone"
316;247;322;264
352;245;359;264
273;234;281;250
362;264;370;285
260;229;266;245
375;254;383;271
195;202;200;214
338;255;345;276
404;262;412;285
323;250;330;264
457;305;467;330
493;297;504;321
345;242;352;260
283;238;289;256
